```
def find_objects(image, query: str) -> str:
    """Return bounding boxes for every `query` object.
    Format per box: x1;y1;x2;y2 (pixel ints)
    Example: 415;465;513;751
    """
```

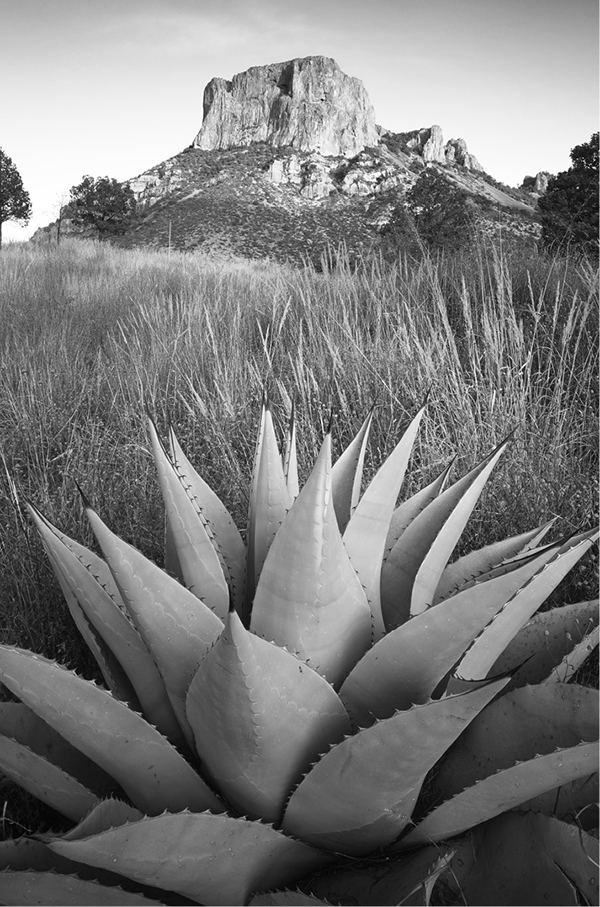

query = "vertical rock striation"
193;56;378;158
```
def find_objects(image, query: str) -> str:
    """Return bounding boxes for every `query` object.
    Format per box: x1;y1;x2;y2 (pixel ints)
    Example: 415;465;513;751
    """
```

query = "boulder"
193;56;378;158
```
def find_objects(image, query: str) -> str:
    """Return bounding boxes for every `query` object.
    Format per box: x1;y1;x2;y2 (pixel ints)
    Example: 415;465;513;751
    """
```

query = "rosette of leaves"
0;399;598;906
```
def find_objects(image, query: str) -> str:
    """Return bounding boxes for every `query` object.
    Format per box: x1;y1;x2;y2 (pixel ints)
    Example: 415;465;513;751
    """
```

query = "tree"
379;201;422;261
0;148;32;248
406;168;476;252
538;133;599;259
69;175;136;237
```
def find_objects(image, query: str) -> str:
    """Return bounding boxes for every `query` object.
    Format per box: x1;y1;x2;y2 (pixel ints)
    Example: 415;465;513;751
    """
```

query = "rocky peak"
396;126;483;172
405;125;446;163
521;171;551;195
193;56;378;158
444;137;484;172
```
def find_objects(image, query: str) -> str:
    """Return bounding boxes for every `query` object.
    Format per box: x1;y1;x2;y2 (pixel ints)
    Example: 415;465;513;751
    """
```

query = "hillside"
33;56;543;264
118;146;539;266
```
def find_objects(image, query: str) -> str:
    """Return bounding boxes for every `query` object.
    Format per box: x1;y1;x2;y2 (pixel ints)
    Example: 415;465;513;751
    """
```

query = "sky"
2;0;598;241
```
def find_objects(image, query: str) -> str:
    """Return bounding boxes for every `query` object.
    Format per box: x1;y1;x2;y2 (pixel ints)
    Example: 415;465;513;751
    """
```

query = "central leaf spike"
250;431;372;689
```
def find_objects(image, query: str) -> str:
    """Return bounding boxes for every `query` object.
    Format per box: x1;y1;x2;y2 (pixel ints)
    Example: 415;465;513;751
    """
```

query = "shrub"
539;133;599;259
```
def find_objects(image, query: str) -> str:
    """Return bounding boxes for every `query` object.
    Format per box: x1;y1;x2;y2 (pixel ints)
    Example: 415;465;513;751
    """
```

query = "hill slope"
115;140;539;265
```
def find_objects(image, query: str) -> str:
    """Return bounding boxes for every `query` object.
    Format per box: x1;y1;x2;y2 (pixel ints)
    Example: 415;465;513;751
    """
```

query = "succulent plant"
0;398;598;906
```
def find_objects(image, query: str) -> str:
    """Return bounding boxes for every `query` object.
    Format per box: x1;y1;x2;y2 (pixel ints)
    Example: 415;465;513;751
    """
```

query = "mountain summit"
193;56;378;158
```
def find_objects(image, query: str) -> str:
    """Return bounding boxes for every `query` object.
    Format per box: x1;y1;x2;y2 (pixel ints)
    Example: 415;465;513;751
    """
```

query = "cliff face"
193;56;378;158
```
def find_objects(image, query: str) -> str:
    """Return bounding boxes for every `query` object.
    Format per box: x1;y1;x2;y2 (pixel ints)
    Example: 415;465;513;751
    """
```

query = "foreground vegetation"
0;238;597;899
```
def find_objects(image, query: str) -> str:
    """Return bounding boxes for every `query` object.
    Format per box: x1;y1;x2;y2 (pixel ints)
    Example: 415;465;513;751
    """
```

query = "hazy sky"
2;0;598;240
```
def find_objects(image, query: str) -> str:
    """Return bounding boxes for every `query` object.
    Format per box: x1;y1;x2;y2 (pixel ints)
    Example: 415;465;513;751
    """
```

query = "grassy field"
0;236;598;833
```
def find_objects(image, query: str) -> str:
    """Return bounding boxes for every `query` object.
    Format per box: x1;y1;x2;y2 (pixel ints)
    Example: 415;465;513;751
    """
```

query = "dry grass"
0;236;597;834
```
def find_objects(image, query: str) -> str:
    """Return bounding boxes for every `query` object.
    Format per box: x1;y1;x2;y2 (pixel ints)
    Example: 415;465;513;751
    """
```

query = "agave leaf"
447;812;598;906
444;539;560;597
455;529;599;683
526;812;600;904
343;405;426;640
148;419;230;621
29;506;184;745
34;797;145;847
250;433;371;688
331;406;374;534
543;623;599;684
524;773;600;830
244;395;267;620
0;645;224;816
49;812;334;907
60;798;144;841
399;741;599;848
27;504;134;703
0;734;99;822
0;836;168;899
282;677;509;856
163;516;183;584
488;599;599;690
0;838;71;873
169;427;247;605
520;516;558;551
0;702;117;797
384;460;454;559
381;438;510;630
85;503;223;745
251;893;330;906
245;402;292;617
431;683;599;804
432;520;557;604
0;870;164;906
282;400;300;500
305;844;455;907
187;608;350;825
27;505;118;597
339;545;560;727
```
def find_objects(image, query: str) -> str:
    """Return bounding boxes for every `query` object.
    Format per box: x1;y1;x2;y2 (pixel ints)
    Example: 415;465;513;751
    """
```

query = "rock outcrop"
444;138;484;172
398;127;483;171
404;126;446;163
521;171;551;196
193;56;378;158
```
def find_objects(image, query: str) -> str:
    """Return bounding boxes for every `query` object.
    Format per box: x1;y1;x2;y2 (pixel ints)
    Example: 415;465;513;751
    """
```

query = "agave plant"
0;397;598;906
